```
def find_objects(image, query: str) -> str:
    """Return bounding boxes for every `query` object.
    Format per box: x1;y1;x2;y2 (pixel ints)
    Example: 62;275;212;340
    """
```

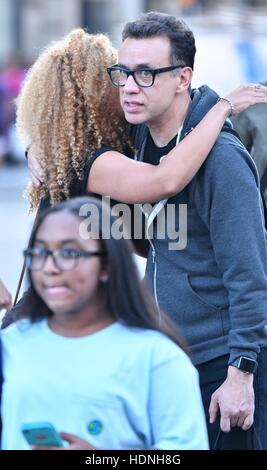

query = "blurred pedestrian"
0;196;209;450
231;81;267;202
0;57;25;165
0;71;9;166
179;0;203;15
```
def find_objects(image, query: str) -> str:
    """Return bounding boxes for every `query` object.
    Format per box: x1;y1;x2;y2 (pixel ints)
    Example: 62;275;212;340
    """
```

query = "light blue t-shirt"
1;319;209;450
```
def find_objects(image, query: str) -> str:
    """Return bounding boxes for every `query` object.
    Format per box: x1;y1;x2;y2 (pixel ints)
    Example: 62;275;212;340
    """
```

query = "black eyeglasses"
107;64;185;88
23;247;106;271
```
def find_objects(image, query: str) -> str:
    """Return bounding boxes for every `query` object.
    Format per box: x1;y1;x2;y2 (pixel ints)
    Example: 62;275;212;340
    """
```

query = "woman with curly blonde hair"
17;28;267;211
17;29;128;210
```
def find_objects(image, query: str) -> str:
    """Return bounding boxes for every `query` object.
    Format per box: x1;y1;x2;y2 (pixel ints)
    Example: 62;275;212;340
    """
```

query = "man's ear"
99;272;109;283
176;67;193;93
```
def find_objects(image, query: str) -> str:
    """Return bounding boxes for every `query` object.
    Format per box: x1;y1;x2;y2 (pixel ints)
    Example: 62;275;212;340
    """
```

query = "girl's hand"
0;279;12;310
32;432;97;450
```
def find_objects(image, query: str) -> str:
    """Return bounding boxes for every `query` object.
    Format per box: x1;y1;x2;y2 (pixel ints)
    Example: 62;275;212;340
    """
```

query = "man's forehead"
118;36;170;67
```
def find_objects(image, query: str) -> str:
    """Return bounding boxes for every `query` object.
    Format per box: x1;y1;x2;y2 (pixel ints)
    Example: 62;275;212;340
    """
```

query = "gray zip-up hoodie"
136;85;267;366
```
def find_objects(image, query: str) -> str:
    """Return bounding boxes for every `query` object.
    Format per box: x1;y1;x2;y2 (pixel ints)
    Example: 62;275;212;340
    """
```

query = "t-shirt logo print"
87;420;103;435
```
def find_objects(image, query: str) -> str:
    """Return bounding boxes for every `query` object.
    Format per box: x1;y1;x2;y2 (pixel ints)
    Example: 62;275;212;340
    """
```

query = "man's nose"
123;74;140;93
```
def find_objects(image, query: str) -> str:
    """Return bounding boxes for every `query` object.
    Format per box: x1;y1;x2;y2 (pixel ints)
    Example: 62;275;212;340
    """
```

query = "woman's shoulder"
85;146;115;174
69;146;114;198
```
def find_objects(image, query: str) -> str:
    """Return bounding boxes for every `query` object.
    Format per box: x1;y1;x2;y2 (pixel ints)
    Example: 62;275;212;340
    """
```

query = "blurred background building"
1;0;267;303
1;1;267;90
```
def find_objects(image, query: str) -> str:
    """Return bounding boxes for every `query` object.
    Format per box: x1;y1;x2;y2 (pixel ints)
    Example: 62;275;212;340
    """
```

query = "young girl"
0;196;209;450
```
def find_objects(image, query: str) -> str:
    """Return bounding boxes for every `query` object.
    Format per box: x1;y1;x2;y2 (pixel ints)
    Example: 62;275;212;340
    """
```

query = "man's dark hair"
122;11;196;69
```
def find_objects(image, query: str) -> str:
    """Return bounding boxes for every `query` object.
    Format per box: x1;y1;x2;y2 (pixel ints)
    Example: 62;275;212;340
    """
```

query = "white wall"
192;30;267;95
20;0;80;61
0;0;13;63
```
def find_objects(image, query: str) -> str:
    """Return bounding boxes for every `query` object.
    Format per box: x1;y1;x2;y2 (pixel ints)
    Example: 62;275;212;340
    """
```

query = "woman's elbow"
160;178;184;198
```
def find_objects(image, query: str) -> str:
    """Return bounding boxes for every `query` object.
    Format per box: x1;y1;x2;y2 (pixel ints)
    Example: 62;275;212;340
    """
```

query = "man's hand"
32;432;97;450
209;365;254;432
0;279;12;310
27;145;44;187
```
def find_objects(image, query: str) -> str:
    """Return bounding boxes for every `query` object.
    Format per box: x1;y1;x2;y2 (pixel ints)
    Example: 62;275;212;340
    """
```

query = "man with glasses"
106;11;267;450
107;64;185;88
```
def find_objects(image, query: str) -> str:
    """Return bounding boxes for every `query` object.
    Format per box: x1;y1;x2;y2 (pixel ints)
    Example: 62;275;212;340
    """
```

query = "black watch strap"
231;356;257;374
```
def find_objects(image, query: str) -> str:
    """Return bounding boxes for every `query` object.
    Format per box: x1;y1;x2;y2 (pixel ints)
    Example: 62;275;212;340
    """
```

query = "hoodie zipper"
148;233;160;314
137;126;182;317
151;245;160;316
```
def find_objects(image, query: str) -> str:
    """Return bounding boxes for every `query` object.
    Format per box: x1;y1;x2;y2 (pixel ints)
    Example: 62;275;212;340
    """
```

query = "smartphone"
21;421;63;447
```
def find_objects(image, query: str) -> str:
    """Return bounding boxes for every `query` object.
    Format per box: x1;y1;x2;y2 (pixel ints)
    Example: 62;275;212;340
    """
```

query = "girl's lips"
44;286;69;295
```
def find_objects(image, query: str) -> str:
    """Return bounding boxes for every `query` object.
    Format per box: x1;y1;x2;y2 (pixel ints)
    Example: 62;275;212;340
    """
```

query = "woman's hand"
32;432;98;450
0;279;12;310
225;83;267;115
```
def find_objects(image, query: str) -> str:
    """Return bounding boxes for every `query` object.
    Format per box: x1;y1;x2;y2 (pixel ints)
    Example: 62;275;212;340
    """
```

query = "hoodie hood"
181;85;232;139
132;85;234;160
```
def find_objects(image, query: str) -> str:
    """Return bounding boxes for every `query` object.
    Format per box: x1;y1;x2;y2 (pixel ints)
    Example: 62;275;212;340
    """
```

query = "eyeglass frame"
23;247;106;272
107;64;186;88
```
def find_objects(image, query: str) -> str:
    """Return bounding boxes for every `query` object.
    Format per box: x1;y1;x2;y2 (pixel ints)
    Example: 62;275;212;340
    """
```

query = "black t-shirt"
144;133;177;166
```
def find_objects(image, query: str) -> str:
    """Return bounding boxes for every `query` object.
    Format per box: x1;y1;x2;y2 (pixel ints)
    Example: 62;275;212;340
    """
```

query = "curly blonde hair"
16;29;128;210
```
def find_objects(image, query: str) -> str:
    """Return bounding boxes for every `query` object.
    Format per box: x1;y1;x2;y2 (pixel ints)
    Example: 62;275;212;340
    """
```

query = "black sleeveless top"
39;146;113;211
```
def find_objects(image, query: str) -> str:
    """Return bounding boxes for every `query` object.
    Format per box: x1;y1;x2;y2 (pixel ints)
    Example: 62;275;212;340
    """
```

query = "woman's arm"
27;84;267;202
88;84;267;204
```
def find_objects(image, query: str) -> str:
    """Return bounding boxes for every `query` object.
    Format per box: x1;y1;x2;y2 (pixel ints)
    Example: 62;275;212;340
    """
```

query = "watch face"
238;356;257;373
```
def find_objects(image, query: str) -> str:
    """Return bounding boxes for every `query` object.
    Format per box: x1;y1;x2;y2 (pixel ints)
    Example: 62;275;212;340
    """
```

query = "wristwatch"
231;356;258;374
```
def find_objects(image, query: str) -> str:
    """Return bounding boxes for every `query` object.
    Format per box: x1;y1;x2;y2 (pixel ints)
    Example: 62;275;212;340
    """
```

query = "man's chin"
124;112;146;125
